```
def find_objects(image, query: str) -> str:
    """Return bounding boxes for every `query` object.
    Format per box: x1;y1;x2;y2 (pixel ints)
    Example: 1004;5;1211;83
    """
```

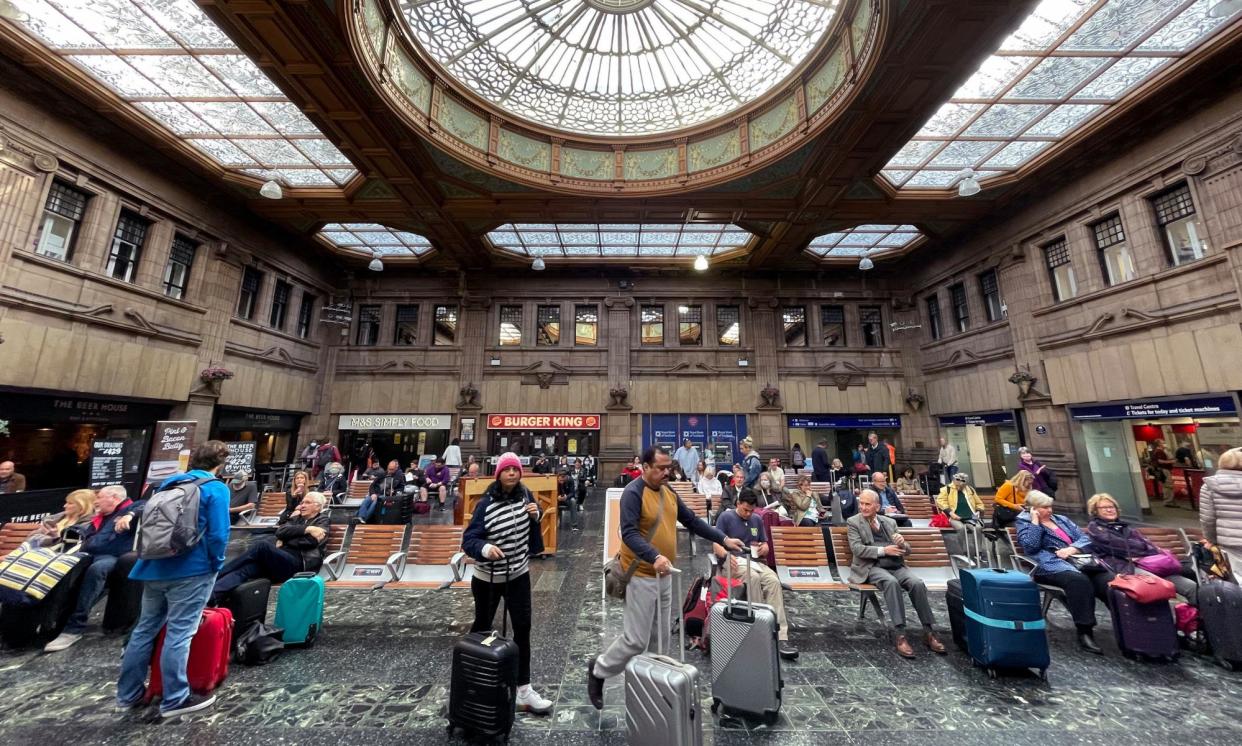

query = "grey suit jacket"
846;513;907;584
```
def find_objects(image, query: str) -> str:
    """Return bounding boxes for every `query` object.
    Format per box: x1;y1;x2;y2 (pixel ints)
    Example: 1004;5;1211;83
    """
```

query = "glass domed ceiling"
397;0;840;136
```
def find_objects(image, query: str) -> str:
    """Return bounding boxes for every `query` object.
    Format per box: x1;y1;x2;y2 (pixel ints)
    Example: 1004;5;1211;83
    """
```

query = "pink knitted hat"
495;452;523;478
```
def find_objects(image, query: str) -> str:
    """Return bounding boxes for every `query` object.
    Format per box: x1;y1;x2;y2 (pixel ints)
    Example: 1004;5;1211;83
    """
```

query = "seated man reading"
713;489;799;660
211;491;330;601
847;489;947;659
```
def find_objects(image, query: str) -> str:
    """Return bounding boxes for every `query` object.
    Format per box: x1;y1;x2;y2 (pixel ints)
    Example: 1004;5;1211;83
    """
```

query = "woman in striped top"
461;452;551;715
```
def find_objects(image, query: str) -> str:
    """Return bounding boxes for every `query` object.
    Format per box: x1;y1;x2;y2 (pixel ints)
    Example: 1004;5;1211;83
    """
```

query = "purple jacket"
425;463;451;486
1019;460;1052;494
1086;519;1160;574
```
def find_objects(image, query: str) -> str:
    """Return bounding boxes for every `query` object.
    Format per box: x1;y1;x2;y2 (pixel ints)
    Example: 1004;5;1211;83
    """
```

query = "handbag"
603;488;667;600
1135;550;1182;577
0;540;85;602
991;504;1019;529
1108;572;1176;604
929;512;951;529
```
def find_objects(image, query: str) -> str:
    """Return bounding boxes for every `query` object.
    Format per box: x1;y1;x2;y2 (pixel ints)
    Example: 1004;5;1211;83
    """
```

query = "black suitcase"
1107;587;1178;662
0;556;93;648
1199;579;1242;670
102;552;143;633
448;563;518;742
945;578;967;650
223;578;272;629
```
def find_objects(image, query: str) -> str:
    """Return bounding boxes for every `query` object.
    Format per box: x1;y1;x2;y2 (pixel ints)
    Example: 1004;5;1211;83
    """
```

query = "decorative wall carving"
1035;294;1240;351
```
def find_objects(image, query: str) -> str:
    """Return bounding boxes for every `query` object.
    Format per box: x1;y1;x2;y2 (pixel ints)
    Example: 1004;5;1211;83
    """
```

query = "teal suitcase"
274;571;325;646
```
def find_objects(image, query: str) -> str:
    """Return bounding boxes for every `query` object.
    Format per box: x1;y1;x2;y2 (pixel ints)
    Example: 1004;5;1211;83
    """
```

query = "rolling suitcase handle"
721;547;757;624
654;566;684;660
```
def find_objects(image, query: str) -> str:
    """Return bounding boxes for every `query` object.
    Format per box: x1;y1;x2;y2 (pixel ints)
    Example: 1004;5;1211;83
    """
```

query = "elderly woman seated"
1016;491;1115;654
781;474;818;526
211;491;331;601
25;488;95;548
1085;493;1197;605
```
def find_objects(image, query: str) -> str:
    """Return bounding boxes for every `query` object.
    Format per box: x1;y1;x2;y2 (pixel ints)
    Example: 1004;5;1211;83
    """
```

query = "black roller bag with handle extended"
447;561;518;743
1199;578;1242;670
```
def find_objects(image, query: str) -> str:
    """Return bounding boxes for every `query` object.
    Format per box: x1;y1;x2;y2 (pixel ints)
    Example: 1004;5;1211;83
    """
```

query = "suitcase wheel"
303;624;317;648
1218;657;1234;672
710;698;720;714
986;668;998;680
1038;668;1048;681
763;709;780;726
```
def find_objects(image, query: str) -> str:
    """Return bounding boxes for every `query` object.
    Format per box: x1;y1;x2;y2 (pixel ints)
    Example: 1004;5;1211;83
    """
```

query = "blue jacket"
81;499;144;558
129;470;231;581
742;452;763;489
1016;511;1094;575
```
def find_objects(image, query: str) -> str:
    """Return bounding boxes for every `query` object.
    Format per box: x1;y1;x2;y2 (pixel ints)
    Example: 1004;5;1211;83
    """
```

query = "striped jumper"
471;484;534;582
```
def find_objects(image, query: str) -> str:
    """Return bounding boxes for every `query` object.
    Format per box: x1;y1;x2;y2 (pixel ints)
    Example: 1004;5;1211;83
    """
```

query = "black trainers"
778;641;800;660
586;661;605;710
160;693;216;718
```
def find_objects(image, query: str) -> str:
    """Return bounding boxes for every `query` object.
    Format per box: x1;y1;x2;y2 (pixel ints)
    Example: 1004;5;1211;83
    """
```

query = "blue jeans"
65;553;117;633
116;572;216;711
943;464;959;485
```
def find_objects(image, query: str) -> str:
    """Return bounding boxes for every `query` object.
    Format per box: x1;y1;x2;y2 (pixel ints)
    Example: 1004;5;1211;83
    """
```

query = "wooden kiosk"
458;474;560;556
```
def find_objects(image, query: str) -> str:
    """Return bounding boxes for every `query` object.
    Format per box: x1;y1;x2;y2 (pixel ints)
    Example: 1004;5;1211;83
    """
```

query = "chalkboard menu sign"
224;441;257;477
146;420;197;482
89;439;126;488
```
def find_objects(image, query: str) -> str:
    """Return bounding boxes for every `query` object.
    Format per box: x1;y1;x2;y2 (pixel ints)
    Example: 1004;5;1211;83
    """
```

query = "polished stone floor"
2;497;1241;745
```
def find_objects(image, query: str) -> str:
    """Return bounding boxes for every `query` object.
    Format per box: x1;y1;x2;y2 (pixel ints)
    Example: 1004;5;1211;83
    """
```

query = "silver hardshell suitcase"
624;568;704;746
709;555;783;724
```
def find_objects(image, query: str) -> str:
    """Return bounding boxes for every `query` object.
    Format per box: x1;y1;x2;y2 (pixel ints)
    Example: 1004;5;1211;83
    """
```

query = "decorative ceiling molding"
348;0;886;196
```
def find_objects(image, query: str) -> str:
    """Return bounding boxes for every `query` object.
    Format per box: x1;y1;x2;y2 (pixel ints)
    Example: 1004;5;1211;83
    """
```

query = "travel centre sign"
338;414;453;430
487;414;601;430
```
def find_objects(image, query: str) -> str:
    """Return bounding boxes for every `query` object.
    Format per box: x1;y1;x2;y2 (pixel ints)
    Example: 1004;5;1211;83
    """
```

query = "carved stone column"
747;298;782;455
600;296;634;477
458;294;491;461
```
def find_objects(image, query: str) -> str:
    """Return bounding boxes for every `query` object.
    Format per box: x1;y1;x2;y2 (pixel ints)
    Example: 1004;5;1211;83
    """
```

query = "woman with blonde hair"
992;470;1034;529
283;470;310;520
1201;447;1242;567
26;488;95;547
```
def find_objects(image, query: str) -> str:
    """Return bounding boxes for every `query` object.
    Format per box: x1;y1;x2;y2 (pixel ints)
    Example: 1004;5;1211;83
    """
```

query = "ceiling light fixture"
1209;0;1242;18
367;252;383;272
258;180;282;200
858;252;875;271
955;169;981;197
693;254;709;271
0;1;29;22
531;256;546;271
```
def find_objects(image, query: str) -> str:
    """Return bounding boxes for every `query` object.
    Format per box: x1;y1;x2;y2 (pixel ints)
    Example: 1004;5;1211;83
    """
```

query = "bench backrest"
0;522;39;555
771;526;829;566
325;524;348;554
898;528;952;567
258;492;286;517
979;492;996;519
900;497;935;519
669;481;697;497
348;479;371;499
345;524;407;564
407;525;464;565
829;526;854;568
680;494;708;520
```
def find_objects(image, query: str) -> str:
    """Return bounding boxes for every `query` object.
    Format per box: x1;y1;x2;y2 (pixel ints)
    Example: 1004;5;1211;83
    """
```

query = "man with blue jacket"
43;485;144;652
115;440;231;718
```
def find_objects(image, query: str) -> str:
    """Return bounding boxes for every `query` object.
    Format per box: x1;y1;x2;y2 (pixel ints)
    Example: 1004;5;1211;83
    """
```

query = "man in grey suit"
847;490;947;659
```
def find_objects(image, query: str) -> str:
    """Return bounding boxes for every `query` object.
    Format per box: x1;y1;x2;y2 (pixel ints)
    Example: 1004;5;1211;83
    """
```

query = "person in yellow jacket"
993;470;1033;529
935;473;984;556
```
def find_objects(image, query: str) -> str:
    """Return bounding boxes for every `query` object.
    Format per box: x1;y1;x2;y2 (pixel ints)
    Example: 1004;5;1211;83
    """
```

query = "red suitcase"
148;607;234;700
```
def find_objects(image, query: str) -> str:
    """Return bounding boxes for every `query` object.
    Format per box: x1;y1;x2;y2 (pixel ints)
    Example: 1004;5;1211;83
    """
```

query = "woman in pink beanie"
460;452;551;714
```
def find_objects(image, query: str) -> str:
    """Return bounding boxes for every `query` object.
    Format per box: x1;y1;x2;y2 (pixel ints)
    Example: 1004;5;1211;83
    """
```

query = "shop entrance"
786;415;902;475
488;430;598;460
938;412;1020;489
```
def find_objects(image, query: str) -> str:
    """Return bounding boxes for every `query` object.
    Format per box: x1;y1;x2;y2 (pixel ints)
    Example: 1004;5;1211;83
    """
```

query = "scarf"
92;499;132;531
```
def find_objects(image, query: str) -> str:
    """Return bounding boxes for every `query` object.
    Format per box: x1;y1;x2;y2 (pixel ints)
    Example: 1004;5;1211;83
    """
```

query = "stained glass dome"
397;0;841;136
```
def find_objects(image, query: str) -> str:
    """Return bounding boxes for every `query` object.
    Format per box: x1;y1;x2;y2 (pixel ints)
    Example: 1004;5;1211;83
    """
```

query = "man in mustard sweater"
587;446;744;710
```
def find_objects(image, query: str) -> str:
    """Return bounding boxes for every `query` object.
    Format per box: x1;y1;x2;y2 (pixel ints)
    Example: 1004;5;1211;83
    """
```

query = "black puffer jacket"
275;511;332;572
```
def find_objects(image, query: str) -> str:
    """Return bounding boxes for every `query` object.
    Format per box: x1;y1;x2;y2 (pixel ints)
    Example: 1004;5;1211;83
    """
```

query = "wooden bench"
0;522;39;555
770;526;843;590
979;492;996;521
336;479;371;508
324;524;408;586
896;528;961;590
238;491;287;527
898;496;935;526
389;525;468;589
828;527;885;622
678;494;709;556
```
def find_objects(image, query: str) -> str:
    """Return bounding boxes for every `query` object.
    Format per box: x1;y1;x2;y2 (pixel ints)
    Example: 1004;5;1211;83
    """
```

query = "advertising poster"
146;420;197;483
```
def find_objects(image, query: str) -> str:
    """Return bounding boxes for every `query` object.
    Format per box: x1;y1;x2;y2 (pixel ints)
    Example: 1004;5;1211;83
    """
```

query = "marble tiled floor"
2;501;1241;745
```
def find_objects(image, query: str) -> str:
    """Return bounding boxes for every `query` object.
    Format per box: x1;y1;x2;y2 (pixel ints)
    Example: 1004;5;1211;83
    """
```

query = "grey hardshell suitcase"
708;555;782;724
625;567;704;746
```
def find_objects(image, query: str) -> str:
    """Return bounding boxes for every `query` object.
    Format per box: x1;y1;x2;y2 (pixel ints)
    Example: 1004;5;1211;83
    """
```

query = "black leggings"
470;573;533;685
1035;567;1114;630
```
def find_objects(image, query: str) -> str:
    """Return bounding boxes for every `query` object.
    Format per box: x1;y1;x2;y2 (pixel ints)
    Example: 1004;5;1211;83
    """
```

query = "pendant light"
531;256;546;271
955;169;981;197
259;180;283;200
693;254;709;271
367;251;383;272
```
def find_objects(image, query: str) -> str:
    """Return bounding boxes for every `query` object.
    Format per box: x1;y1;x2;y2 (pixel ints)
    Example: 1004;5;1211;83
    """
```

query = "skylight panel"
315;223;434;258
486;223;754;259
8;0;359;189
807;225;924;260
882;0;1234;190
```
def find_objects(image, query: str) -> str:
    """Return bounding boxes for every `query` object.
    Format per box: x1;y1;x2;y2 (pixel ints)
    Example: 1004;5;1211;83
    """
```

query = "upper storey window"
1044;238;1077;302
36;181;89;262
163;234;197;300
1093;214;1136;286
1152;183;1207;266
107;210;147;283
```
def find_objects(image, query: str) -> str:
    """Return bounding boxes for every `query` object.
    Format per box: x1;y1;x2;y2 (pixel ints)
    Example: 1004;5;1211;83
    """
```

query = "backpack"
316;445;335;471
135;476;215;560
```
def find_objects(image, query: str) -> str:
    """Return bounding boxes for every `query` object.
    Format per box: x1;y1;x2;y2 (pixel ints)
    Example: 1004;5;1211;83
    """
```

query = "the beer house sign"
486;414;601;430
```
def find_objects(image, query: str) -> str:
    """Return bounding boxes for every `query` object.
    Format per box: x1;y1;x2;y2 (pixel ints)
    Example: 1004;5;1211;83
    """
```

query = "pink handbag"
1135;550;1182;576
1108;572;1176;604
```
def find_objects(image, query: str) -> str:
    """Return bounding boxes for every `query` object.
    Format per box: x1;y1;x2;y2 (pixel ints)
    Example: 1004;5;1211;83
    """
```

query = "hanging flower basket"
199;367;235;383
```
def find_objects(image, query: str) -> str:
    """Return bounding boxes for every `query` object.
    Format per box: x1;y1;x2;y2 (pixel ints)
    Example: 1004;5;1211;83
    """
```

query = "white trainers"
43;632;82;652
515;685;553;715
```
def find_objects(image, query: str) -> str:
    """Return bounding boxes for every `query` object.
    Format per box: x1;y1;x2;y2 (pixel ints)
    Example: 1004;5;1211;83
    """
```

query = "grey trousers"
594;575;673;679
866;566;935;630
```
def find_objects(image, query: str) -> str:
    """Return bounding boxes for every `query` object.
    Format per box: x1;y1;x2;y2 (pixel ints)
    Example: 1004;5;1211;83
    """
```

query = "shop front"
0;387;171;502
1069;394;1239;518
486;413;600;465
337;414;454;474
937;411;1021;489
640;414;747;468
211;407;303;483
786;414;901;471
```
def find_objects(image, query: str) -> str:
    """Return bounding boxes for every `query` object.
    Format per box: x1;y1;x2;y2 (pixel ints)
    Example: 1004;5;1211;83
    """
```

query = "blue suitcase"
274;571;325;646
959;568;1049;679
